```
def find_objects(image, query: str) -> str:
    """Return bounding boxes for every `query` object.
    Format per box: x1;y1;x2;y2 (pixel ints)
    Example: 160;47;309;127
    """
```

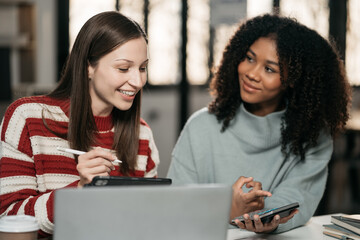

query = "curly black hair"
208;14;351;160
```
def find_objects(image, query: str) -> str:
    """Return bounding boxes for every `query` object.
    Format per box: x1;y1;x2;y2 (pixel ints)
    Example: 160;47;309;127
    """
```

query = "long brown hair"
48;11;147;174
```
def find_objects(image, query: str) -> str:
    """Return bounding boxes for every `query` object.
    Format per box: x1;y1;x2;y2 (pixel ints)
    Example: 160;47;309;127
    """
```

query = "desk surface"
40;214;338;240
227;214;338;240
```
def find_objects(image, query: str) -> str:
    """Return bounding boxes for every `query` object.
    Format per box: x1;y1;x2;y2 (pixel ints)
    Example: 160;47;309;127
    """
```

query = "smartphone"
231;202;299;225
84;176;172;187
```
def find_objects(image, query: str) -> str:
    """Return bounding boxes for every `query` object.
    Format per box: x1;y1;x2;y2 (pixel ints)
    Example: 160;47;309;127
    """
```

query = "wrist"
77;181;84;188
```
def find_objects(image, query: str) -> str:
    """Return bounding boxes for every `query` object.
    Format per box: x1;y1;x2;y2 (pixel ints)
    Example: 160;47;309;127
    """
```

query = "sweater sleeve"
267;131;333;233
0;102;79;237
167;122;199;184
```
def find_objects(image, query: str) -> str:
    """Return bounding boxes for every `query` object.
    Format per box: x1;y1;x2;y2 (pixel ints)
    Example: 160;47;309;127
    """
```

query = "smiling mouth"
242;80;260;91
118;89;136;96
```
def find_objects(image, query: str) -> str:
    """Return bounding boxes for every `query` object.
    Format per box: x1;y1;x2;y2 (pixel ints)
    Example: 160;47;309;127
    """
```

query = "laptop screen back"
54;184;232;240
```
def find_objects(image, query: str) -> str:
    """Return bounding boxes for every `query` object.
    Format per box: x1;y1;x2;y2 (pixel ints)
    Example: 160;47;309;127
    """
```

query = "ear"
88;63;95;80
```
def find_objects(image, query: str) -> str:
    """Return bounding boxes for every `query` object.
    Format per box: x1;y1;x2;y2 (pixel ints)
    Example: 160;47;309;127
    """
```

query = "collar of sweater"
227;103;286;146
94;115;113;132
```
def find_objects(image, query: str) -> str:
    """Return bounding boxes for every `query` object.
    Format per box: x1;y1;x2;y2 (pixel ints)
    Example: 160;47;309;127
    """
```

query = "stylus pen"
57;147;122;163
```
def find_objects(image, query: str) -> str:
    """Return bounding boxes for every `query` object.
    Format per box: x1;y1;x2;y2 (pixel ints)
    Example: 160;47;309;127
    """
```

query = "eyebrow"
115;59;149;65
248;49;279;67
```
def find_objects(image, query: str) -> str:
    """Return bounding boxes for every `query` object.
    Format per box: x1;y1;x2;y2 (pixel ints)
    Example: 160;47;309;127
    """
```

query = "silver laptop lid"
54;184;232;240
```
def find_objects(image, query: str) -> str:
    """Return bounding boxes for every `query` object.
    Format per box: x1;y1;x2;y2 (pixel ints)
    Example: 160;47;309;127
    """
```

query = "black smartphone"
84;176;172;187
231;202;299;225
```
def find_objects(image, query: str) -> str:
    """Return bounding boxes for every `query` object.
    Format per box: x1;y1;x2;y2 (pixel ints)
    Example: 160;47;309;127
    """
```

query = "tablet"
84;176;172;187
231;202;299;225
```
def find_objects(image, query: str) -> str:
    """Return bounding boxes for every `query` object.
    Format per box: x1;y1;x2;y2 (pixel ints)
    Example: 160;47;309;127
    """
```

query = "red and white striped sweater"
0;95;159;237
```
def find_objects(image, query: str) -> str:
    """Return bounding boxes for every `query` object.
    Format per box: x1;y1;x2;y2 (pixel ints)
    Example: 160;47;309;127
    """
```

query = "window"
69;0;115;49
70;0;360;86
280;0;329;38
347;0;360;85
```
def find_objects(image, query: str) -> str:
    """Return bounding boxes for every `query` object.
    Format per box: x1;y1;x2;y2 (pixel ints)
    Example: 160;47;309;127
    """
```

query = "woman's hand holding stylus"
76;147;116;187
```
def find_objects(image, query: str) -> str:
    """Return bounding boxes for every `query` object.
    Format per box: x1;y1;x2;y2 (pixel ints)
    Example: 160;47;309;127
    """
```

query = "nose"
128;70;145;88
246;65;261;82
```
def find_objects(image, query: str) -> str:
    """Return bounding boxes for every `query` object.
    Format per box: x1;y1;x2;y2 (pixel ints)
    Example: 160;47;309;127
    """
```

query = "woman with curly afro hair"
167;14;351;233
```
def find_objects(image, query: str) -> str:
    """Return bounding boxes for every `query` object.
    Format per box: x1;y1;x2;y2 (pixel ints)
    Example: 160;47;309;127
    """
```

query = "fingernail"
275;215;280;221
254;216;260;222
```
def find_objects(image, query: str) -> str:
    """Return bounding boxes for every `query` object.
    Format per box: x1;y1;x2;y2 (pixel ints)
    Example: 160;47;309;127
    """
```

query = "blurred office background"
0;0;359;215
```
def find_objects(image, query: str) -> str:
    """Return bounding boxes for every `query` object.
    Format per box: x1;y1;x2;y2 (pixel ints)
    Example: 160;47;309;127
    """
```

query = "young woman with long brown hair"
0;11;159;237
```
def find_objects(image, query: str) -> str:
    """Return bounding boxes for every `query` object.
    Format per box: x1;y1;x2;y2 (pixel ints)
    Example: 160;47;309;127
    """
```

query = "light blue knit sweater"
167;104;332;233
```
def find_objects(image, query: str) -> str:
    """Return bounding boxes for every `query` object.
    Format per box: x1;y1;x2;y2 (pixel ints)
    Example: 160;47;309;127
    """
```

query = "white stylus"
57;147;122;163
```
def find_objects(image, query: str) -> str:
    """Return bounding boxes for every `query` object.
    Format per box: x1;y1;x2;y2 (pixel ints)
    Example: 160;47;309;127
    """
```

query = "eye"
118;68;129;72
246;55;254;63
265;66;275;73
140;66;147;72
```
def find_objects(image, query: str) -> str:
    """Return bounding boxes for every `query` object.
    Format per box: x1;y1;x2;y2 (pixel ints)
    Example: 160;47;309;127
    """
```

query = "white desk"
227;214;338;240
41;214;339;240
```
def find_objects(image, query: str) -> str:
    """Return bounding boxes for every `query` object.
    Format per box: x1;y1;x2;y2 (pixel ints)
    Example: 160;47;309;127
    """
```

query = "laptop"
54;184;232;240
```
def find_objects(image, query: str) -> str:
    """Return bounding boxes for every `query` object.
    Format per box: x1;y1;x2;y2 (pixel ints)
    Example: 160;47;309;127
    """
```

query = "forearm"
167;126;199;184
0;177;80;234
167;154;199;184
265;168;328;233
0;142;79;233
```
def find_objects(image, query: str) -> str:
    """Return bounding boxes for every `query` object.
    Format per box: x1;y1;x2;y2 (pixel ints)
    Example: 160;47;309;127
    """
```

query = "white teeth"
118;90;135;96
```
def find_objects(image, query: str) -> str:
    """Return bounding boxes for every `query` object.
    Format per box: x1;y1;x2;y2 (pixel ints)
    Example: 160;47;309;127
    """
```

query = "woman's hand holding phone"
234;208;298;233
